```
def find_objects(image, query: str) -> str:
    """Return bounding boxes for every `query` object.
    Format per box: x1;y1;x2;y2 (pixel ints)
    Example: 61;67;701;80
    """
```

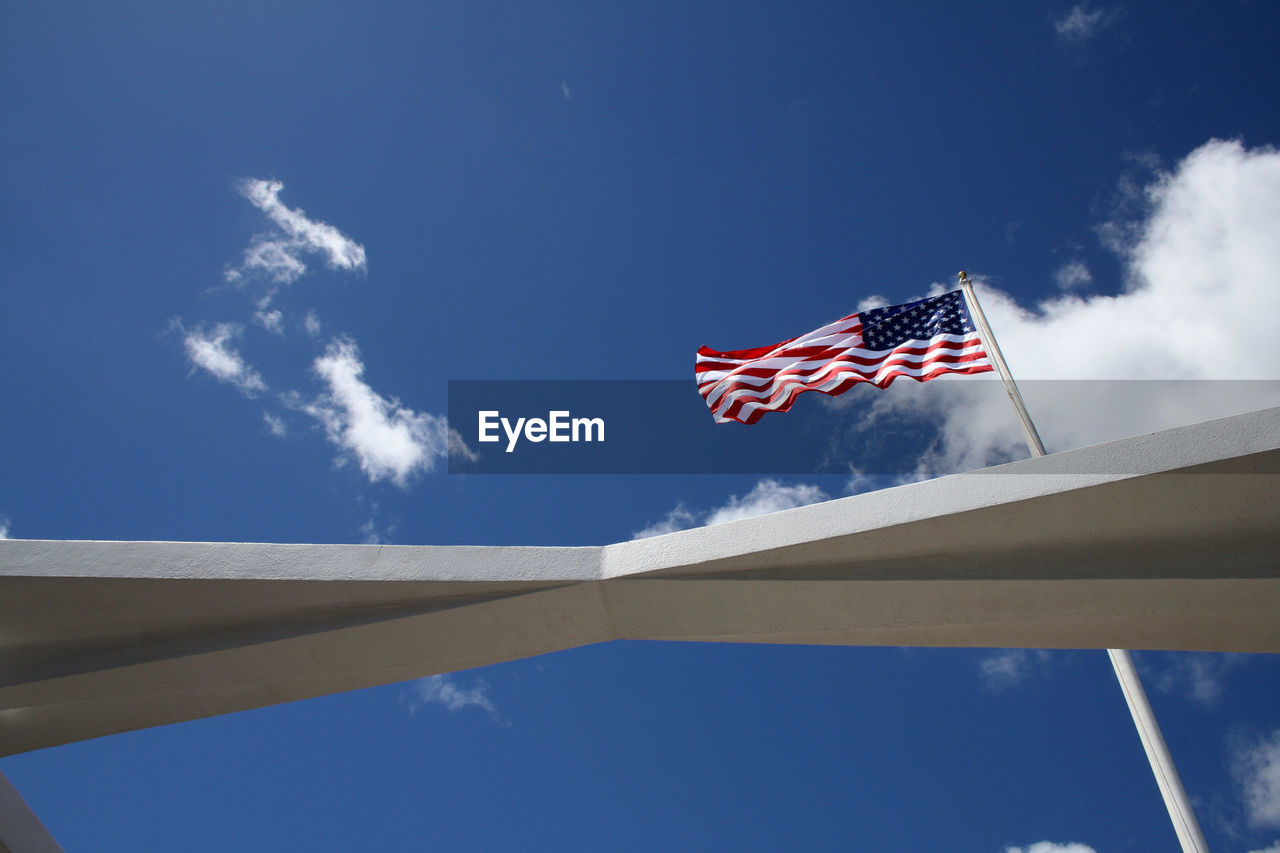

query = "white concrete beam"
1;406;1277;755
0;772;63;853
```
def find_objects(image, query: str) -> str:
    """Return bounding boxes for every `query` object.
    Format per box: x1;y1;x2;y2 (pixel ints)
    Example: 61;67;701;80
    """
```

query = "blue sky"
3;1;1280;850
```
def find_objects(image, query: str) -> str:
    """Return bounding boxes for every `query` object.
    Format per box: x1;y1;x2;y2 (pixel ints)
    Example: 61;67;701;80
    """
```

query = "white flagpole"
956;272;1210;853
956;272;1046;457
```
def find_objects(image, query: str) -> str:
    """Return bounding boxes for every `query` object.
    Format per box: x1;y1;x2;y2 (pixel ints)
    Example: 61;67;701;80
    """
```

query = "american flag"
696;290;994;424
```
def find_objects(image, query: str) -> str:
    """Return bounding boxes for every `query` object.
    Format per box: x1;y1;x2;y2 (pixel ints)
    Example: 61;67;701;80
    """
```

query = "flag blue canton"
860;291;977;351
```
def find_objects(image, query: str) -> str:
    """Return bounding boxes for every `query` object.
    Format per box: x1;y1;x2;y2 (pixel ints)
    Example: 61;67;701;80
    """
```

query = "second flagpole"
956;271;1210;853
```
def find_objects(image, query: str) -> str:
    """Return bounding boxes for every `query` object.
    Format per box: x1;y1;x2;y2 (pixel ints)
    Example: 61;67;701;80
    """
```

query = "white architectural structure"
3;406;1276;763
0;772;63;853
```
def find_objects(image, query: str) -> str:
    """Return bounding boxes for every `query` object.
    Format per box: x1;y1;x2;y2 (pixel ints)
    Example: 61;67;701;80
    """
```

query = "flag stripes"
696;290;993;424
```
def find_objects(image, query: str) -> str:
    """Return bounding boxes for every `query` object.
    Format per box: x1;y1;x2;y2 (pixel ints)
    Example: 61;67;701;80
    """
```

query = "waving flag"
696;290;993;424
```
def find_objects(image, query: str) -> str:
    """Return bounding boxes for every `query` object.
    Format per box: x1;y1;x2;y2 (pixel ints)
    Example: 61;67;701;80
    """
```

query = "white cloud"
226;178;367;291
359;516;396;544
980;649;1053;690
841;139;1280;476
704;479;829;525
633;479;829;539
1237;730;1280;830
1006;844;1097;853
0;515;10;539
254;308;284;334
305;338;468;487
1246;842;1280;853
1145;651;1249;704
1053;4;1115;45
1053;260;1093;290
179;182;470;492
410;674;499;720
633;504;699;539
843;473;922;497
559;81;572;100
303;310;322;337
263;412;287;438
181;322;267;396
234;238;307;285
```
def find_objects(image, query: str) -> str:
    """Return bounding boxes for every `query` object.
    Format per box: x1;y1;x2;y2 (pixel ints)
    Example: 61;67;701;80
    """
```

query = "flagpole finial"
957;270;972;287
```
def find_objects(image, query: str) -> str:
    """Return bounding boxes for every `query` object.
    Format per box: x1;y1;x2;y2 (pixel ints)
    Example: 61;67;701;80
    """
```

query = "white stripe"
697;330;979;372
701;336;987;408
699;320;862;362
711;345;991;419
720;357;990;420
696;331;866;377
715;346;989;410
791;315;862;341
705;349;985;411
725;359;985;421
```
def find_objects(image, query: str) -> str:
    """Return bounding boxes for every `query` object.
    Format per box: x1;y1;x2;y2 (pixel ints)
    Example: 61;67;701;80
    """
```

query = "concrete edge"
3;406;1277;585
0;772;63;853
602;405;1280;577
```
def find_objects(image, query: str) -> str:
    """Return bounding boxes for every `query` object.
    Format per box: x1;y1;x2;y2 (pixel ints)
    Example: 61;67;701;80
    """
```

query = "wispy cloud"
180;321;267;396
254;308;284;334
633;479;829;539
1246;842;1280;853
633;503;699;539
1142;651;1250;704
835;139;1280;476
0;514;10;539
704;480;829;525
226;178;367;299
176;182;472;500
408;674;502;722
842;473;921;497
1237;730;1280;830
559;81;572;100
263;412;288;438
233;238;307;286
1006;844;1098;853
1053;260;1093;290
979;649;1053;690
359;515;396;544
1053;4;1118;46
304;338;469;487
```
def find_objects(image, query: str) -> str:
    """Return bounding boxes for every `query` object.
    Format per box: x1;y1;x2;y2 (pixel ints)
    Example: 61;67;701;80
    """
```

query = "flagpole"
956;272;1210;853
956;272;1046;457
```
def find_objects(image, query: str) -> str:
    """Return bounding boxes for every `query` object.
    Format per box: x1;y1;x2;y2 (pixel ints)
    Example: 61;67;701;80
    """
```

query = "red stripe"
706;348;983;404
695;315;861;361
701;338;988;391
712;348;990;420
715;352;989;415
723;362;994;424
695;340;870;375
721;361;993;423
697;334;979;379
697;346;884;382
699;338;986;401
701;330;967;371
695;338;801;361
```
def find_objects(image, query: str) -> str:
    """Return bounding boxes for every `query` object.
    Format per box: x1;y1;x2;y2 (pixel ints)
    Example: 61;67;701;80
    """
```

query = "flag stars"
861;291;975;350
